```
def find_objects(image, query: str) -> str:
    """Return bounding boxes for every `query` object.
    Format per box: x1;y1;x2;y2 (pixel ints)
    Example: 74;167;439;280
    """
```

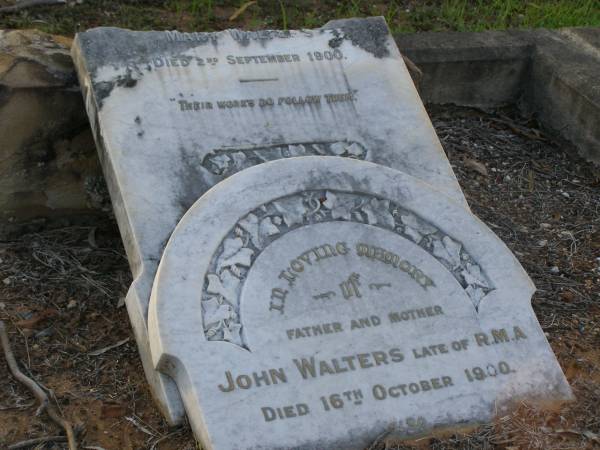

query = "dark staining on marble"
78;18;391;110
76;28;220;76
134;115;143;137
175;146;213;214
334;17;391;58
76;27;222;107
118;75;137;88
227;28;293;47
227;29;252;47
93;81;115;108
328;33;344;49
91;67;140;107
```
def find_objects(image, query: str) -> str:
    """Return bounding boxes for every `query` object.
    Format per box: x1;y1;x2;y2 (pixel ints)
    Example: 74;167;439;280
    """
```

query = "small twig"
0;0;66;13
403;55;423;88
149;428;185;450
1;321;77;450
87;337;129;356
125;415;158;437
8;435;67;449
553;428;600;443
229;0;256;21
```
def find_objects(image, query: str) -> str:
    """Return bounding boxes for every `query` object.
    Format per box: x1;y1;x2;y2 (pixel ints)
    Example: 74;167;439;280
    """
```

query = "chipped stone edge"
71;35;186;425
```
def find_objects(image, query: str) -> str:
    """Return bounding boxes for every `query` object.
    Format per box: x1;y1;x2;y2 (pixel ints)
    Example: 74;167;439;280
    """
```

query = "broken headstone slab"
0;30;99;227
149;157;572;450
71;17;466;422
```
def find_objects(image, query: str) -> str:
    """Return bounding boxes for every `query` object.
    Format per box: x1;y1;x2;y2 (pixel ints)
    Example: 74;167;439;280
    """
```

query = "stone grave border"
397;27;600;164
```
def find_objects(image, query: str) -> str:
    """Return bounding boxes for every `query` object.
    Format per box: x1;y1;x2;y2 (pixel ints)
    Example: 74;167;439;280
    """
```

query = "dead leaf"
101;402;127;419
464;158;488;176
15;308;58;329
559;291;575;303
229;1;256;21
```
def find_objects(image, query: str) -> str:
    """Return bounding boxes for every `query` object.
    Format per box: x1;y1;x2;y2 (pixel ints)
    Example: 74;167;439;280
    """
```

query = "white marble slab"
149;156;571;450
71;17;467;423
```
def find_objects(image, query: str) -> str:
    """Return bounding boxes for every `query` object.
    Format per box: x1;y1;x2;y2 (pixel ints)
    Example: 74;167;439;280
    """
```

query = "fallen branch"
8;435;67;449
0;0;66;14
229;0;256;21
553;428;600;444
0;320;77;450
489;117;547;141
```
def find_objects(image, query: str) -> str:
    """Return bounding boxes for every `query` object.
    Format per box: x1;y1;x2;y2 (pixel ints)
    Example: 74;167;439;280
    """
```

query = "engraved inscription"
356;243;434;289
218;368;288;393
339;272;362;300
214;324;528;393
312;291;336;301
133;45;346;73
201;190;494;348
208;320;533;433
369;282;391;291
171;89;357;113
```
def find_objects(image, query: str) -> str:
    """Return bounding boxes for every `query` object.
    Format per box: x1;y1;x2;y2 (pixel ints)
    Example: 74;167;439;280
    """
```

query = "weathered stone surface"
524;28;600;164
149;156;572;450
0;29;74;88
71;17;467;423
396;29;534;108
396;27;600;164
0;29;101;230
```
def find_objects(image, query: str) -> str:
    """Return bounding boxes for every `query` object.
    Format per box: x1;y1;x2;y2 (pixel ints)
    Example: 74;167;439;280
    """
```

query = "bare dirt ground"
1;105;599;449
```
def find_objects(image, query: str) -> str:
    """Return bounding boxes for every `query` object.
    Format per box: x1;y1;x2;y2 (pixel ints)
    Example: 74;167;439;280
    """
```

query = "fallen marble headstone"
71;17;466;422
149;156;572;450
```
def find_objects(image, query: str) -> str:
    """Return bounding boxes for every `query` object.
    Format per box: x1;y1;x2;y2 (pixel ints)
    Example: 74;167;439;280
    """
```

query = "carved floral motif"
201;190;493;347
202;141;367;177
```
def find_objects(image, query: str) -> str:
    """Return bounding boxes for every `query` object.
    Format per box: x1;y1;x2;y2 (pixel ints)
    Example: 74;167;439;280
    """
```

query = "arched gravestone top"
149;157;571;450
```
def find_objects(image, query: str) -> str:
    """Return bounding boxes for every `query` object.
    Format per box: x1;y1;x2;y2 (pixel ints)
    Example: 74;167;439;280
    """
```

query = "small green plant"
278;0;287;30
186;0;214;29
427;0;600;32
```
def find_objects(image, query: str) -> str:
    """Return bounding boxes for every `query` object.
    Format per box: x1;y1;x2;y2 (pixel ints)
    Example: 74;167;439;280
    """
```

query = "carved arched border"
200;190;494;348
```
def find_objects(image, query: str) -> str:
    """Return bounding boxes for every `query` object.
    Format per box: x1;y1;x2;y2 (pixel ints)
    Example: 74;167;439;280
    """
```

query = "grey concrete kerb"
149;155;534;360
396;27;600;163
